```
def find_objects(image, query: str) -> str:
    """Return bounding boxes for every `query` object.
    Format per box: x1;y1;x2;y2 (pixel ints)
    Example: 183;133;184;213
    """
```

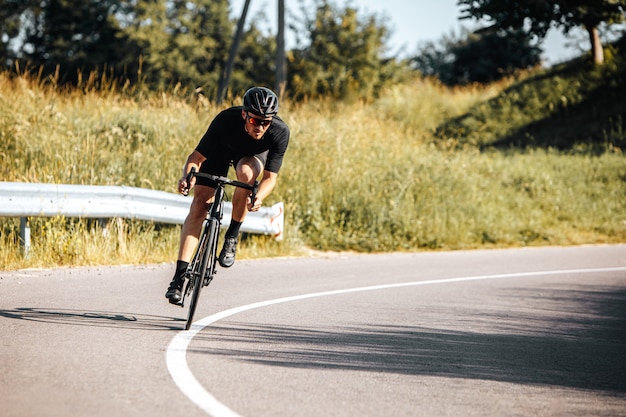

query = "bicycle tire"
185;221;209;330
185;218;220;330
203;201;223;287
203;218;220;287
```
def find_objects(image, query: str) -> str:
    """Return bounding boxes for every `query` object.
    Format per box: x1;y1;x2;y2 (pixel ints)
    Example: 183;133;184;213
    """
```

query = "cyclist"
165;86;290;304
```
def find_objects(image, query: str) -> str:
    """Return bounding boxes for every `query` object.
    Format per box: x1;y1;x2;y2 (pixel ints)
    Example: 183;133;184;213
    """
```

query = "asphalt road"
1;245;625;417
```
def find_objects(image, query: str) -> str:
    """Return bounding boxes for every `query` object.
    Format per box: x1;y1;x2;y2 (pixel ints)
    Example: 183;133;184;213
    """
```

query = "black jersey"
195;106;290;173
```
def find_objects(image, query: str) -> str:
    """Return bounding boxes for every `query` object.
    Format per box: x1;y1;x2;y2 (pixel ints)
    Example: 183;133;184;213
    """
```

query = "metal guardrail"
0;182;285;256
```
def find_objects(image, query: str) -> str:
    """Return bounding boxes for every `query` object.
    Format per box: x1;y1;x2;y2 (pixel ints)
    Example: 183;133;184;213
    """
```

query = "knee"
235;165;257;183
236;157;262;183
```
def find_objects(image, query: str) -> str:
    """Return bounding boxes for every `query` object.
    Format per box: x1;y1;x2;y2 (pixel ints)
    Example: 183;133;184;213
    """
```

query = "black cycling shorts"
196;146;268;188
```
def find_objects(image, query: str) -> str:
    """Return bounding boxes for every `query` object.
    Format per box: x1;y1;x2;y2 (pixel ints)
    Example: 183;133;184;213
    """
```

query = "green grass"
435;50;626;152
1;50;625;270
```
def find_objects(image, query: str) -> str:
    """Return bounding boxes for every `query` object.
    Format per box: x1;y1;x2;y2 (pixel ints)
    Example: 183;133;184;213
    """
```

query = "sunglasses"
246;113;272;127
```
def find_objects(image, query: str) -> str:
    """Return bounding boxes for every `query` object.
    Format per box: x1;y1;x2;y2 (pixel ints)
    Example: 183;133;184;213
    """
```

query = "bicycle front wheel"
185;218;220;330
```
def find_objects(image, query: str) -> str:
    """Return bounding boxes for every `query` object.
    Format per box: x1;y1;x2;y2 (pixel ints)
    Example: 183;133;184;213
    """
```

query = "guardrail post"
97;218;109;237
19;217;31;258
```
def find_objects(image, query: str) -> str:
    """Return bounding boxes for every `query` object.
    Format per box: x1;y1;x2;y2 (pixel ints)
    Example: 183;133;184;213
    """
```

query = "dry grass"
1;72;624;270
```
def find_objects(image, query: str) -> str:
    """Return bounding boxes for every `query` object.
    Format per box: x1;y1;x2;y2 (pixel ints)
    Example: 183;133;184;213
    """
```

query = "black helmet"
243;87;279;117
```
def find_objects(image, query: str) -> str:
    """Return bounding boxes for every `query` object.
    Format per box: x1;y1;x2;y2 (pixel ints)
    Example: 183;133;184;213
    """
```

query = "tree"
0;0;35;68
216;0;250;103
456;29;541;84
120;0;233;93
217;0;287;102
412;27;541;85
457;0;626;65
0;0;277;94
1;0;126;81
287;0;397;100
227;23;277;96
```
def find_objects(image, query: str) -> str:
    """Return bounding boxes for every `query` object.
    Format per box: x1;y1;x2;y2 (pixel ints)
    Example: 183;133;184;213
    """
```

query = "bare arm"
178;150;206;195
248;170;278;211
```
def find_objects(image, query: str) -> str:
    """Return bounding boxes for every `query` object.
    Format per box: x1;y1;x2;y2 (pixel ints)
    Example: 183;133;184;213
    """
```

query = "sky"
230;0;585;66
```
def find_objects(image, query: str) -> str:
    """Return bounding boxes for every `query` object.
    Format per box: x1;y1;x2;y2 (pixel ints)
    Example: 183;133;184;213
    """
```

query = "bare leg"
217;157;263;269
177;184;215;261
231;156;263;222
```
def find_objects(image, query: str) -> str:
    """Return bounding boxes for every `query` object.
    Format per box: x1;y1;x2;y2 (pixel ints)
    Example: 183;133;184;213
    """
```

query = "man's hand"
247;195;262;212
178;174;195;196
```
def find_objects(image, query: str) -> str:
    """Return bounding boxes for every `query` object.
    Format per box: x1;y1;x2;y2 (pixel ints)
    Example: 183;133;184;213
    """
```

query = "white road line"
166;266;626;417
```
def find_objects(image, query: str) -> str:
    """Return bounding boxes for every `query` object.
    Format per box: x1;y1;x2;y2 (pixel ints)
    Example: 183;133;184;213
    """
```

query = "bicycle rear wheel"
185;218;220;330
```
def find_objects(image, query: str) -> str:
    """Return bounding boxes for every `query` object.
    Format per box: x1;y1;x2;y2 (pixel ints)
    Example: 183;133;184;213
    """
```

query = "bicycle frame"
179;168;258;330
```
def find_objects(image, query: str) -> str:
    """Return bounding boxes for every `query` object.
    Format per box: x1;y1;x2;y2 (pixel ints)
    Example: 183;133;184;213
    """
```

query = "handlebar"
184;167;259;205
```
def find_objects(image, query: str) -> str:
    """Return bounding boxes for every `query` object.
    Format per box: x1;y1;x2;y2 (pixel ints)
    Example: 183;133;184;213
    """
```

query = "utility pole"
275;0;287;98
218;0;287;103
217;0;251;104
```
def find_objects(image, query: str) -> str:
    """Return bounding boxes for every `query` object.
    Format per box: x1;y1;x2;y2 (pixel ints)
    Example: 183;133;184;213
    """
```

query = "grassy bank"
1;58;625;270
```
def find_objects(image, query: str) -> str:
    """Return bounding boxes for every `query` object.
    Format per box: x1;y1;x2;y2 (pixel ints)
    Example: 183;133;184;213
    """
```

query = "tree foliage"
227;23;277;96
0;0;35;66
287;0;403;101
1;0;127;82
457;0;626;65
0;0;417;100
0;0;274;94
118;0;234;93
413;28;541;85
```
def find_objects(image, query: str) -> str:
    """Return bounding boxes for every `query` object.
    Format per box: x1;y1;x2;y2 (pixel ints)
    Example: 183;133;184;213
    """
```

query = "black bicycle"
177;168;258;330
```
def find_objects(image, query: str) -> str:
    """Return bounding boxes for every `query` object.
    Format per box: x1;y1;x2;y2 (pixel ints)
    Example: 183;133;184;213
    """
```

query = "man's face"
242;110;272;140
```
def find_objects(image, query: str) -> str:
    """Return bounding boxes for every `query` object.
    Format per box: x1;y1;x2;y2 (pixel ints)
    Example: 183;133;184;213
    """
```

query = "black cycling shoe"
218;237;238;268
165;275;185;304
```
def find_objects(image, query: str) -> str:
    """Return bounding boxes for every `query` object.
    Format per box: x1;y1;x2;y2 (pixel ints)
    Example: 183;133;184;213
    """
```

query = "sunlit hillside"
1;45;624;270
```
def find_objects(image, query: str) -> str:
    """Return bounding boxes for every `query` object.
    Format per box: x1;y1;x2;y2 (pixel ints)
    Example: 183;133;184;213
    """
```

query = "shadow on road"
193;283;626;394
0;307;184;330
